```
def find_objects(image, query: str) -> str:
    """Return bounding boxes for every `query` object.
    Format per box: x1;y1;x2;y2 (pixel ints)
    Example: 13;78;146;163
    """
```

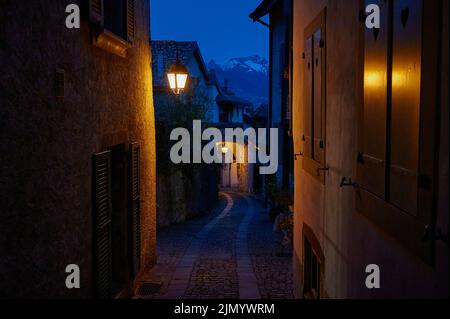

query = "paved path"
138;192;293;299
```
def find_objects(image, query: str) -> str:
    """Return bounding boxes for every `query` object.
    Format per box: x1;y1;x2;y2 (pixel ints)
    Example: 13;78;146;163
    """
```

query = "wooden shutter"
93;151;112;299
126;0;136;43
390;0;422;215
302;9;327;184
303;36;313;158
313;29;325;164
89;0;104;26
129;143;141;277
359;0;389;198
356;0;440;264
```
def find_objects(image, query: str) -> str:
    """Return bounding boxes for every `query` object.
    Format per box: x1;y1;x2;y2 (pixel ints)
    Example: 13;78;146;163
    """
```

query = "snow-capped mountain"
208;56;269;107
222;56;269;75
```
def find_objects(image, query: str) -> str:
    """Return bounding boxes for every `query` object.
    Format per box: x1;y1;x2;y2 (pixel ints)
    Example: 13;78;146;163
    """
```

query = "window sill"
93;29;132;58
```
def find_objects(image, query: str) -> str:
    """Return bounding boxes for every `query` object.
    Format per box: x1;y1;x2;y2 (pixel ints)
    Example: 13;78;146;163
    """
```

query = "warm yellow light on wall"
364;71;384;88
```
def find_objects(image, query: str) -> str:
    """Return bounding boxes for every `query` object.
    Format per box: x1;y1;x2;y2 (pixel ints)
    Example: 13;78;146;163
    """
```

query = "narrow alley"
138;192;293;299
1;0;448;305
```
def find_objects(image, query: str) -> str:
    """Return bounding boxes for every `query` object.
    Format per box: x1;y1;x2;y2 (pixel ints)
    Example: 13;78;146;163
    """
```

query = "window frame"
88;0;135;58
301;8;327;184
302;223;325;299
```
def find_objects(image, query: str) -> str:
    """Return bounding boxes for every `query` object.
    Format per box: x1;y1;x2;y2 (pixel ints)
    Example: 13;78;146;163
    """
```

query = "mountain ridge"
208;55;269;107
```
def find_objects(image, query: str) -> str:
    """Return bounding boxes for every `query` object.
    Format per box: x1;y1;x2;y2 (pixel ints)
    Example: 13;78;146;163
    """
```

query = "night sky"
150;0;269;64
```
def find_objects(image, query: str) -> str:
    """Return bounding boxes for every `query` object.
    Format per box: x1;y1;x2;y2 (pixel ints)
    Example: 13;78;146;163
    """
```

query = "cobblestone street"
138;192;294;299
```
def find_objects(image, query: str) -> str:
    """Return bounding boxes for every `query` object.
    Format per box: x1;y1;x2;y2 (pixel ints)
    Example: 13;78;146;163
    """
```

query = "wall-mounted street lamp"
221;146;229;154
220;141;229;155
167;46;189;95
216;142;229;155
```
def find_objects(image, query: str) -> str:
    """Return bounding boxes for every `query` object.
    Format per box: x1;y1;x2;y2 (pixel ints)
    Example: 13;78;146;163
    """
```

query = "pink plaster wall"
292;0;448;298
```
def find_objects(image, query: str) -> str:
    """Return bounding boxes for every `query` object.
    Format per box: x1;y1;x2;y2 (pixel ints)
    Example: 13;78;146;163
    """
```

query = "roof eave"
249;0;278;21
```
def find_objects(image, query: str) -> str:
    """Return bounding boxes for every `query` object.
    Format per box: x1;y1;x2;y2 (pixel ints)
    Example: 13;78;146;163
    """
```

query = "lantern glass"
167;61;189;94
176;73;188;90
167;73;177;90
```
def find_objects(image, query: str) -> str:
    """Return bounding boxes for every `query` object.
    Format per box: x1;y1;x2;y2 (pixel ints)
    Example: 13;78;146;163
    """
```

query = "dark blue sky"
150;0;269;64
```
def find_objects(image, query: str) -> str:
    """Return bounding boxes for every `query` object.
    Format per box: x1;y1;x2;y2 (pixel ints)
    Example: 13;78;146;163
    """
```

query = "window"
357;0;441;263
88;0;135;58
104;0;125;39
302;9;327;184
303;224;324;299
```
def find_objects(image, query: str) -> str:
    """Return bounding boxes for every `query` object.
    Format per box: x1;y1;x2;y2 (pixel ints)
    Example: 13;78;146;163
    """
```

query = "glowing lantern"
167;51;188;95
221;146;229;154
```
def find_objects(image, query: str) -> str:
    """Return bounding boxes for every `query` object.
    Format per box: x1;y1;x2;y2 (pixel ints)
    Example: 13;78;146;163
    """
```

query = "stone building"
216;85;255;193
151;40;219;228
250;0;294;193
151;40;221;123
289;0;448;298
0;0;156;298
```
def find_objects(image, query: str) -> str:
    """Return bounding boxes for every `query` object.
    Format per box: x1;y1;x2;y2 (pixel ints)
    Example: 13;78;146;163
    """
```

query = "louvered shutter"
129;143;141;277
390;0;422;215
303;36;313;158
359;0;389;198
93;151;112;299
126;0;136;43
313;29;325;164
89;0;104;26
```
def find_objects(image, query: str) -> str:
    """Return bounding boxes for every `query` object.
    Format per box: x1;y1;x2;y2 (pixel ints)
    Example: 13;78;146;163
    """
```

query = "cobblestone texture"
248;201;294;299
138;192;294;299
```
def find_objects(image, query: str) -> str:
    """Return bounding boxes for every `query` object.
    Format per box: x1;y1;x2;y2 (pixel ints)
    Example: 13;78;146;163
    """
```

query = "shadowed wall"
0;0;156;298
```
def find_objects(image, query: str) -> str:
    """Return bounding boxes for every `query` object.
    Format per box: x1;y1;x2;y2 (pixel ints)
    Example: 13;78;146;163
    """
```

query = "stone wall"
0;0;156;298
157;165;219;228
156;158;219;228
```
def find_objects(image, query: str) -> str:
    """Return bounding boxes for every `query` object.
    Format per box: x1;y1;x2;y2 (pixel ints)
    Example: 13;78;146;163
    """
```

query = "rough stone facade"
0;0;156;298
156;164;219;228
